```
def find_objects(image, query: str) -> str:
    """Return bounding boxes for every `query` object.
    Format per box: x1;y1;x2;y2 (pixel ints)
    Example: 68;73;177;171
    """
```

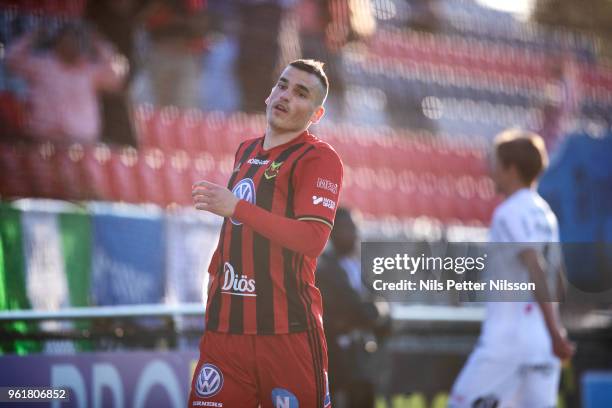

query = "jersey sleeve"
292;147;343;229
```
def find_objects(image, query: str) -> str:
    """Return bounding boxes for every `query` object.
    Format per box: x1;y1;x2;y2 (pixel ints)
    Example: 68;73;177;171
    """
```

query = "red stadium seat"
23;142;62;199
81;144;114;201
0;91;26;134
54;143;86;201
137;148;167;206
165;150;193;206
133;104;155;147
0;143;30;198
175;109;205;151
189;150;223;192
200;112;232;157
108;147;140;203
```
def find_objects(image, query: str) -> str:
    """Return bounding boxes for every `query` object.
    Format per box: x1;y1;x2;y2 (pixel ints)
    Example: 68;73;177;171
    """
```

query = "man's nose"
278;88;290;100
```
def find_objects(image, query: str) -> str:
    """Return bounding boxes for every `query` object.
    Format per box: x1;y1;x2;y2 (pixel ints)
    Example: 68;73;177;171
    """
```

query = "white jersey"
480;187;561;361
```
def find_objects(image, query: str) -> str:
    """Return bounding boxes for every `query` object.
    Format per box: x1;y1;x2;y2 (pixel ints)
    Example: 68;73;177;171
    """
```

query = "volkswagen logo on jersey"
195;363;224;398
231;178;256;225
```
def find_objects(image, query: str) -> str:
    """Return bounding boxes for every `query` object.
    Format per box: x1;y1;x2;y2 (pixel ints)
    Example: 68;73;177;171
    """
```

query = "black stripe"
308;300;326;405
283;146;316;332
208;139;260;331
285;145;326;404
297;255;324;407
227;139;261;189
254;143;306;334
302;252;327;408
205;140;259;332
227;142;263;334
316;327;328;408
205;229;225;331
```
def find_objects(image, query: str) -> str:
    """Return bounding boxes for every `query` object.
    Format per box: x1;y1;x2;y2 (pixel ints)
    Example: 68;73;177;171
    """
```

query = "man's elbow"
304;239;327;258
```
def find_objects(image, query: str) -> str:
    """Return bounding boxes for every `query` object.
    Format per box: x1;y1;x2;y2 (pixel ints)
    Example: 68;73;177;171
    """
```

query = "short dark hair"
289;59;329;103
494;129;549;185
54;22;84;42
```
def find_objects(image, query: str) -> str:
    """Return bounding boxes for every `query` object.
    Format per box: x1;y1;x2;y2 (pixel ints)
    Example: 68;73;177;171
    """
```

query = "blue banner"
90;204;165;306
0;351;197;408
165;211;221;305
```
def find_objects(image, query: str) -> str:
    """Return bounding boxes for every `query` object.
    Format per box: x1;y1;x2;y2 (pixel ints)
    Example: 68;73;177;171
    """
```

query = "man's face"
55;32;81;65
265;66;325;132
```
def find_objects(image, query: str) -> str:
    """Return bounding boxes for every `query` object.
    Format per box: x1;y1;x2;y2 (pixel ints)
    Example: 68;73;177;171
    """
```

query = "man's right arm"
520;248;575;360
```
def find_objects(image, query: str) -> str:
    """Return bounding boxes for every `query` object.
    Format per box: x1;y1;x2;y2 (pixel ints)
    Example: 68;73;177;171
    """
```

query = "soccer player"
448;129;575;408
190;59;342;407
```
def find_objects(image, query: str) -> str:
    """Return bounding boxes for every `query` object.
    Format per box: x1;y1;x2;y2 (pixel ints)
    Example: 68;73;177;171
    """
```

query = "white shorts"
448;346;561;408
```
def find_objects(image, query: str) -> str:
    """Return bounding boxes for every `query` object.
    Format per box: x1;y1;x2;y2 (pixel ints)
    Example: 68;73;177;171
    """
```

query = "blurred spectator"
539;53;582;150
86;0;152;147
6;24;127;144
405;0;440;32
316;207;391;408
297;0;350;118
199;0;241;112
235;0;285;113
143;0;209;108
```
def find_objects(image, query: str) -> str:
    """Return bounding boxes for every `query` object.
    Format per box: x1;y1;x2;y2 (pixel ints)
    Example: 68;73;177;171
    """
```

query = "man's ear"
310;106;325;124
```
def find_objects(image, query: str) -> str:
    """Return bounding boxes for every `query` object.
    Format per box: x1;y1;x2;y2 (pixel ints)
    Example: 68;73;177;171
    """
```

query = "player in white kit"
448;129;575;408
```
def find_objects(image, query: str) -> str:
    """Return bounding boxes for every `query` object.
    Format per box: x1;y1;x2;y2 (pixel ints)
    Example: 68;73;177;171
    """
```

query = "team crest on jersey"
264;161;283;180
195;363;224;398
231;178;256;225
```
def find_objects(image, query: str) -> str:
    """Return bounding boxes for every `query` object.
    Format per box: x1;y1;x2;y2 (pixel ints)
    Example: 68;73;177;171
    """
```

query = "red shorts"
188;329;331;408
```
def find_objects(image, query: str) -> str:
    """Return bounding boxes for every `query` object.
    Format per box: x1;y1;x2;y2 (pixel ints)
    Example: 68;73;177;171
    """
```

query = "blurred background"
0;0;610;407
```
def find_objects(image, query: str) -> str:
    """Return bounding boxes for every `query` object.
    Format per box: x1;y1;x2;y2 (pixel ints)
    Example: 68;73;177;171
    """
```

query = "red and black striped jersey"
205;130;343;335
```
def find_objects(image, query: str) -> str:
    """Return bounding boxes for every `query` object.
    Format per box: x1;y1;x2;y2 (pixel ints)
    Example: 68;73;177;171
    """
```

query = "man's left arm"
91;32;128;91
192;148;343;257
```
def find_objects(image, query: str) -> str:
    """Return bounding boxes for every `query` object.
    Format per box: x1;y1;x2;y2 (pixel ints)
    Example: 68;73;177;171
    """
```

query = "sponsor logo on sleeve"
316;178;338;195
271;388;299;408
312;195;336;210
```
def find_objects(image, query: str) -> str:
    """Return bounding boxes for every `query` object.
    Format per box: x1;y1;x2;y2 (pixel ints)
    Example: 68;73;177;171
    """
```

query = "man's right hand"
552;330;575;361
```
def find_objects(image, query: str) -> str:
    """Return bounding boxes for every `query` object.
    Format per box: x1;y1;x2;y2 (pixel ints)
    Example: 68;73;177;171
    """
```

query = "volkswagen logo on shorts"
231;178;256;225
195;363;224;398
